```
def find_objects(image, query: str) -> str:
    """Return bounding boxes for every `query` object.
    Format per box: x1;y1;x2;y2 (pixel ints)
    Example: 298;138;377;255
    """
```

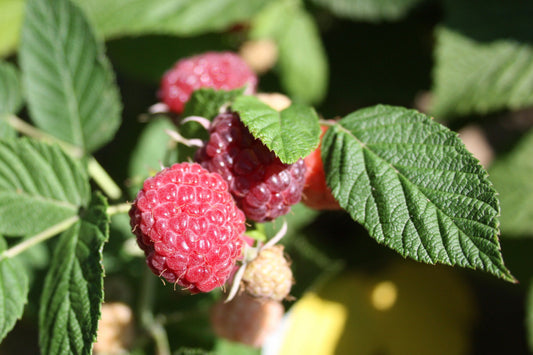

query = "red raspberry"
302;123;341;210
159;51;258;114
195;112;306;222
129;163;246;293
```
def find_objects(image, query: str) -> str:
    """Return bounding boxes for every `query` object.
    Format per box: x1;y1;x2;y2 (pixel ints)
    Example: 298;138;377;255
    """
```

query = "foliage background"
1;0;533;353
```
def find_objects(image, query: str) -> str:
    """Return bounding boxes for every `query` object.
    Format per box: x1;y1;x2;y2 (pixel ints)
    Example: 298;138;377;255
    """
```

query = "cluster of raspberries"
130;51;337;297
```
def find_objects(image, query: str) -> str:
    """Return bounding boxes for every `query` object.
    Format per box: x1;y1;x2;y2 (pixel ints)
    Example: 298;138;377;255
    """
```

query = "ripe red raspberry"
129;163;246;293
195;112;306;222
210;293;284;348
242;245;293;301
159;51;258;114
302;123;341;210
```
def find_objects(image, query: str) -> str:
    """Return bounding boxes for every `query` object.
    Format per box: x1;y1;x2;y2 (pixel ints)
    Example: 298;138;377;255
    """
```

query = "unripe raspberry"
302;123;342;210
195;112;306;222
159;51;258;114
242;245;293;301
129;163;246;293
210;293;284;348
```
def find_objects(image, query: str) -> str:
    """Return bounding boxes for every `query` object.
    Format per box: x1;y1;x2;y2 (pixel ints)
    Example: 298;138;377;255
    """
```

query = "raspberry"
210;293;284;348
302;123;341;210
129;163;246;293
242;245;293;301
195;112;306;222
159;51;258;114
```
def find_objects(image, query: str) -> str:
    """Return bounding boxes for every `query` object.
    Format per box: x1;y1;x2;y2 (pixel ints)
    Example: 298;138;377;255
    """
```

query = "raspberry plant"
1;0;532;354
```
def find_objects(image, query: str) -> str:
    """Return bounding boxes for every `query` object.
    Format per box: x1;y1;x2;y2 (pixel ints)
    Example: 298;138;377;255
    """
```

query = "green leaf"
0;138;90;236
0;236;29;343
251;1;328;104
489;129;533;237
74;0;268;39
232;95;320;163
0;0;24;57
0;61;23;115
183;88;245;121
430;0;533;119
310;0;426;22
322;105;514;282
19;0;122;154
0;61;21;140
39;192;109;355
128;117;177;198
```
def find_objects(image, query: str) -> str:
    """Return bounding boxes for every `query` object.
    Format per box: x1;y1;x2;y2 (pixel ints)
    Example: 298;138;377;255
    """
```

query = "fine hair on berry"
129;163;246;293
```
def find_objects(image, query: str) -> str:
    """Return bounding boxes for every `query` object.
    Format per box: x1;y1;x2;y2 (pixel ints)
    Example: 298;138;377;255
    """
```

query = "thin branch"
0;215;79;261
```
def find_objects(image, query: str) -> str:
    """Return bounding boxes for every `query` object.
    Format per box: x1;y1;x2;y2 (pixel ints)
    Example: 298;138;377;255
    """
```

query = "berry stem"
107;203;131;216
88;157;122;200
6;114;122;200
0;215;80;261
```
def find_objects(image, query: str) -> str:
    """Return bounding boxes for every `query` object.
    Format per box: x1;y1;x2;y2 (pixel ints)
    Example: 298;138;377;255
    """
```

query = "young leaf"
182;87;245;121
322;105;514;282
252;1;328;104
0;61;22;115
39;192;108;355
74;0;268;39
19;0;122;154
0;139;90;236
310;0;425;22
232;95;321;164
0;236;29;343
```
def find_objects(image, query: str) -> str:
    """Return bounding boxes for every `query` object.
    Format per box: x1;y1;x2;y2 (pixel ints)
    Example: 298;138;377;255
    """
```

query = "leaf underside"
0;139;90;236
19;0;121;153
322;105;514;282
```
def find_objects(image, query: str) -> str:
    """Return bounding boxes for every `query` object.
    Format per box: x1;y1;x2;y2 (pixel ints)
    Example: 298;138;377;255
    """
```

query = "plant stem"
88;157;122;200
6;114;84;157
6;114;122;199
139;268;171;355
107;203;131;216
0;215;79;261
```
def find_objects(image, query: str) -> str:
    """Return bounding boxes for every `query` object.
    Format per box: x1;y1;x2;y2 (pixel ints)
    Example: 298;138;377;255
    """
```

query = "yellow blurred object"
274;261;476;355
370;280;397;311
278;293;347;355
